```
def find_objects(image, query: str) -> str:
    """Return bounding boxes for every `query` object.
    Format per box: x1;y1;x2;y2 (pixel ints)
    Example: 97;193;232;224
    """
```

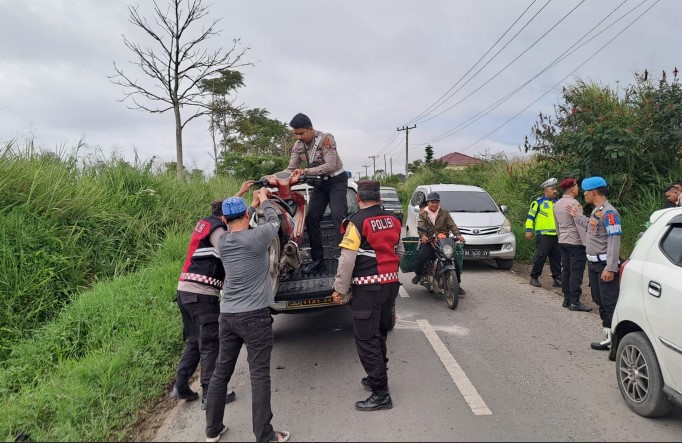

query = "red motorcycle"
253;171;320;293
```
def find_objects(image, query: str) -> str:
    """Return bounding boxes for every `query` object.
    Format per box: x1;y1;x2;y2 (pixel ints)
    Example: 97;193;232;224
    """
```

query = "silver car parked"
405;184;516;270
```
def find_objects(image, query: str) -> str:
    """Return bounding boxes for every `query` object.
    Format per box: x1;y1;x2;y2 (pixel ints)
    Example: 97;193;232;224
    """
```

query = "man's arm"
332;220;360;302
284;143;302;172
525;200;537;240
445;213;464;241
603;210;623;274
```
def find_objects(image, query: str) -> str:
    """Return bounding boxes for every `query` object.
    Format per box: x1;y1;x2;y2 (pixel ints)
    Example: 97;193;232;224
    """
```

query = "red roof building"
439;152;483;170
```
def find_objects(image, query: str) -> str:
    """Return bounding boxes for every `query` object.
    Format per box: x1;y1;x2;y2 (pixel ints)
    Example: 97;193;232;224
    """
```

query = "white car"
610;207;682;417
405;184;516;270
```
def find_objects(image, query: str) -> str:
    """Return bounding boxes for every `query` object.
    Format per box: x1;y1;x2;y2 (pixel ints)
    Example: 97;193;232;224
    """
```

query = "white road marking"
417;319;493;416
399;286;410;298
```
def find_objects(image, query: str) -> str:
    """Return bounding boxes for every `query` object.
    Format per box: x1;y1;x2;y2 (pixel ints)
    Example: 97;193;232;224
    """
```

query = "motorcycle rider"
411;192;467;295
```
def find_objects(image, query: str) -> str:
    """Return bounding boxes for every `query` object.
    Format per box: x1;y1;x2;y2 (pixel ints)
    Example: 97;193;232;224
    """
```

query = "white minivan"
406;184;516;270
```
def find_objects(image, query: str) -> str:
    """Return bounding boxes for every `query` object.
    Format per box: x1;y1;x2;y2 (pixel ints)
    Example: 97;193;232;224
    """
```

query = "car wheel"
616;331;673;418
496;258;513;270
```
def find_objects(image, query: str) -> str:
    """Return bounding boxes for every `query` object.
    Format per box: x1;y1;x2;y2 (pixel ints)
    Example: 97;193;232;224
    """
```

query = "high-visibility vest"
525;196;557;236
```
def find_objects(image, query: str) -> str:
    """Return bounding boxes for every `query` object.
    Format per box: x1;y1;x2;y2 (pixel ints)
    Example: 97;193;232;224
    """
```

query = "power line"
402;0;541;126
425;0;637;145
459;0;660;154
416;0;585;125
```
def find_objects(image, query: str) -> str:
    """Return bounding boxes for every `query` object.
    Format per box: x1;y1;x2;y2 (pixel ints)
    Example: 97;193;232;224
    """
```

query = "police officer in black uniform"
331;180;404;411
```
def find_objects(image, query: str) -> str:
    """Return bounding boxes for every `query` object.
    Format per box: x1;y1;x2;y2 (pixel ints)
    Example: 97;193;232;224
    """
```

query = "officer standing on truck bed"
281;113;347;275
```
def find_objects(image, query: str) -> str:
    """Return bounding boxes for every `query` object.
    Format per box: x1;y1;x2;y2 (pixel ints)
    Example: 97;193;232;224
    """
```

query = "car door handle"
648;281;661;298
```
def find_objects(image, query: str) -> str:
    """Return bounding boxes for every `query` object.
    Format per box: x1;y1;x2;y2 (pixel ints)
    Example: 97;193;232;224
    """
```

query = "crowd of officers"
525;176;623;351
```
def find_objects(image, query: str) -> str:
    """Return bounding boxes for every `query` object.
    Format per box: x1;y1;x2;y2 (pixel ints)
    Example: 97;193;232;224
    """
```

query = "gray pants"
205;308;275;442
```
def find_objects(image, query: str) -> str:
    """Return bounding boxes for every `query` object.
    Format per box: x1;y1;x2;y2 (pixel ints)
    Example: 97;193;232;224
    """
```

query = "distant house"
439;152;483;171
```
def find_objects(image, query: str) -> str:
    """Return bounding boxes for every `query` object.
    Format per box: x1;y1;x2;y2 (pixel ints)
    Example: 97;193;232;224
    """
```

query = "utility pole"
368;155;379;177
383;154;388;177
397;124;416;176
362;164;370;179
390;157;393;176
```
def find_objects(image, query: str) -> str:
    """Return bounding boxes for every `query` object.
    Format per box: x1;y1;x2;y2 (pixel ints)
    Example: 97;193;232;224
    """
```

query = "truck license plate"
287;296;334;308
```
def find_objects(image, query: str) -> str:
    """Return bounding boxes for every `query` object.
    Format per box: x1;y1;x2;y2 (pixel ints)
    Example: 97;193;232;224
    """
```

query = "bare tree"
110;0;249;179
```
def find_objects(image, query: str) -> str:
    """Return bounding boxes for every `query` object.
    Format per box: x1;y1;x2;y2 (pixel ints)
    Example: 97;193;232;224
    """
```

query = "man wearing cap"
412;192;467;294
281;112;347;275
553;178;591;312
331;180;403;411
205;189;290;443
525;178;562;288
567;176;622;351
171;181;254;410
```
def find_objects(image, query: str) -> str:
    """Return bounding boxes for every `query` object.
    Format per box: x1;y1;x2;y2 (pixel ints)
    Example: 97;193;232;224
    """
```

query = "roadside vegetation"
0;70;680;441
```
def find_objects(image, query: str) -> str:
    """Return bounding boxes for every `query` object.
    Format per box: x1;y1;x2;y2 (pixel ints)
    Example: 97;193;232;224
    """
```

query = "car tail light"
619;259;629;283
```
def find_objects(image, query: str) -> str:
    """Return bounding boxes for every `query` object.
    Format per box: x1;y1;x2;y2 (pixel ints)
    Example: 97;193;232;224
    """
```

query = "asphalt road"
152;261;682;442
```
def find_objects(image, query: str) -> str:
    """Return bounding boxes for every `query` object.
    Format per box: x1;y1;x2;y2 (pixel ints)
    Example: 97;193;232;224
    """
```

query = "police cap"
581;176;608;191
540;178;558;189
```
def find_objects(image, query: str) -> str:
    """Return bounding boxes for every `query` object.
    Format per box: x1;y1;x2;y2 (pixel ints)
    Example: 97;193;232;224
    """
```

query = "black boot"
355;393;392;411
201;384;236;410
529;278;541;287
171;382;199;401
302;258;326;274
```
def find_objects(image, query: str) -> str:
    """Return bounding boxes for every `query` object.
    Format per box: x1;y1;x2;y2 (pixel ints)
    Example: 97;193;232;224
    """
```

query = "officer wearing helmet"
412;192;467;294
525;178;562;288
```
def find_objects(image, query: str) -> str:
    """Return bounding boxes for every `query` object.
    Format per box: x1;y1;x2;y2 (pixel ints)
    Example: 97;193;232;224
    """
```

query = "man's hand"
293;168;305;176
601;270;615;282
236;180;255;197
455;235;466;243
420;234;429;244
525;232;532;241
566;203;580;217
331;291;343;304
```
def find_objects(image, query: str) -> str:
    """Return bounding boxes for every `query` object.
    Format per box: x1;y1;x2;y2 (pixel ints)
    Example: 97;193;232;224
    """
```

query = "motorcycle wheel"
443;269;459;310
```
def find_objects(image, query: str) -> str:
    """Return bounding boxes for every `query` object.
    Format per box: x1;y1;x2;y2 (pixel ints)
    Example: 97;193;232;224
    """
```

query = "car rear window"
381;189;399;200
437;191;498;212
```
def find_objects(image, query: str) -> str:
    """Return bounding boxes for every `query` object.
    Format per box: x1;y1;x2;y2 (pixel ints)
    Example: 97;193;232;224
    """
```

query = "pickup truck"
265;179;397;330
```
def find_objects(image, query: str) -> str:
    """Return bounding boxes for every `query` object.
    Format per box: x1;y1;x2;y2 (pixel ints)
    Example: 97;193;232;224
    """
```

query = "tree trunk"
174;104;184;180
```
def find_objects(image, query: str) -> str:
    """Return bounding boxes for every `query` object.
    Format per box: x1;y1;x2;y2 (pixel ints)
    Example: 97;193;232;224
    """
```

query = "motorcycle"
252;171;325;293
416;233;462;310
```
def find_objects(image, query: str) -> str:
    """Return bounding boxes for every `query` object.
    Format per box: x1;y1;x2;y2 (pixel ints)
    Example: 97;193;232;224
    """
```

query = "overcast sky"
1;0;678;178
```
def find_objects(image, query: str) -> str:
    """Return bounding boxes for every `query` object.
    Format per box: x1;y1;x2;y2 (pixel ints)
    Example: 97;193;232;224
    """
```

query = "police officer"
526;178;562;288
331;180;403;411
171;181;254;409
553;178;591;312
567;176;622;351
282;113;347;274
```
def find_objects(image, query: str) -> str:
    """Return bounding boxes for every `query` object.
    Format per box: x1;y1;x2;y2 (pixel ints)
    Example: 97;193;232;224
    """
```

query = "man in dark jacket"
412;192;467;295
331;180;404;411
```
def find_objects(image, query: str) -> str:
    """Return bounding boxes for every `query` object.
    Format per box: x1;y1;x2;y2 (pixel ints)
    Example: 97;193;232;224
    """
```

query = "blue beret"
581;176;607;191
222;197;248;219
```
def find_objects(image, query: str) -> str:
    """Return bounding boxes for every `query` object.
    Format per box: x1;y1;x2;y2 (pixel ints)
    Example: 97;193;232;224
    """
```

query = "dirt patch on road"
124;382;187;442
509;261;599;314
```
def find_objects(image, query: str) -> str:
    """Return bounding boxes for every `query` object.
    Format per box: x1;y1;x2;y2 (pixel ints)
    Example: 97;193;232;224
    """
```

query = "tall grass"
0;232;188;442
0;140;241;359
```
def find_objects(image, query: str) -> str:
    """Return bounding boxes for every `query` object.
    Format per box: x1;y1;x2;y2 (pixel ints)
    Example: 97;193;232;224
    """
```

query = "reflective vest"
525;196;557;236
178;215;226;289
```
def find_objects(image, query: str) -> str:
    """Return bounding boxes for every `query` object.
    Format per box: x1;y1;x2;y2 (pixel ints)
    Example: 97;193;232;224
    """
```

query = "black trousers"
306;175;348;261
530;234;561;279
587;261;620;328
559;244;587;304
350;282;399;396
175;291;220;388
205;308;275;442
415;243;462;283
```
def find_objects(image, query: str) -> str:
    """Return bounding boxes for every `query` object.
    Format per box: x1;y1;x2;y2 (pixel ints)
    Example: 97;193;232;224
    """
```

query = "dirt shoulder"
508;261;598;314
